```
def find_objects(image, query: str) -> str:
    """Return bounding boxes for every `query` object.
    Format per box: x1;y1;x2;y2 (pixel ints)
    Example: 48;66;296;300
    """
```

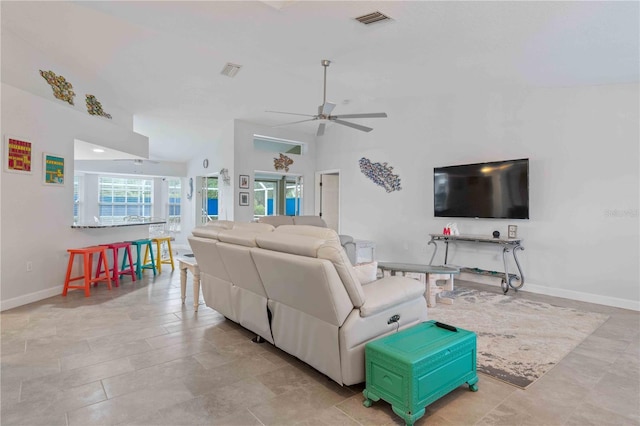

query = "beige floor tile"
294;405;362;425
584;370;640;422
128;337;217;370
59;338;152;371
565;401;640;426
102;355;207;398
67;380;193;426
335;393;403;426
255;363;325;396
250;381;353;425
2;381;105;426
181;360;247;396
86;324;168;351
20;357;133;402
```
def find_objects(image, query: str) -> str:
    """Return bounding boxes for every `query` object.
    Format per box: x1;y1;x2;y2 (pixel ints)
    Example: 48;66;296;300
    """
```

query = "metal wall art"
85;95;112;119
39;70;75;105
359;157;402;192
274;153;294;172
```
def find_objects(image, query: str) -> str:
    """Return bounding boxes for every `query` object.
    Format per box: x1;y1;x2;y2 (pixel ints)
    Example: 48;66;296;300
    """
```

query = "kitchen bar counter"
71;220;166;229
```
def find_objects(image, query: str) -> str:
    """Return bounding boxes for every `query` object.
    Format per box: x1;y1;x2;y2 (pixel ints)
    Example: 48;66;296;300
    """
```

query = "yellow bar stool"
144;236;175;273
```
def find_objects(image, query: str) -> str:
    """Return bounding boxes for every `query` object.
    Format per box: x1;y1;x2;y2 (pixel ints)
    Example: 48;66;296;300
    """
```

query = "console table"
427;234;525;294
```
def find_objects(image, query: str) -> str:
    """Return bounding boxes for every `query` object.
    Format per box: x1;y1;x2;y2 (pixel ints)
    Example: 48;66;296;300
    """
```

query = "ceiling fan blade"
272;118;318;128
317;123;326;136
321;102;336;116
331;112;387;119
266;110;316;117
331;119;373;133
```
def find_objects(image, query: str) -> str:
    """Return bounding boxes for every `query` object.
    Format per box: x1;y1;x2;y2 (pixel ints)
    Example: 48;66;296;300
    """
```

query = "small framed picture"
4;135;33;174
239;174;250;189
239;191;249;206
508;225;518;239
43;153;65;186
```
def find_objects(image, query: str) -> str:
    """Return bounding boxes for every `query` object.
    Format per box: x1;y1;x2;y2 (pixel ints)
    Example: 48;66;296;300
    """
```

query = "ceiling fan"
267;60;387;136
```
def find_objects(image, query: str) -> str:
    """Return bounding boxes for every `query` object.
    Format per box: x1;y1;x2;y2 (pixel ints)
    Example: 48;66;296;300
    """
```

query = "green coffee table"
363;320;478;425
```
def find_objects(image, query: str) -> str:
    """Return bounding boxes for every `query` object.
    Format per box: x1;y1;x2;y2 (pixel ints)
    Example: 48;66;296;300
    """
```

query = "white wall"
0;84;150;310
233;120;317;223
316;84;639;309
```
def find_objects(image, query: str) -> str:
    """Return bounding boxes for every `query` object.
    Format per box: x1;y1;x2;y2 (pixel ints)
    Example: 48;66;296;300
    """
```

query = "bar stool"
63;246;112;297
144;236;175;274
125;239;156;279
96;242;136;287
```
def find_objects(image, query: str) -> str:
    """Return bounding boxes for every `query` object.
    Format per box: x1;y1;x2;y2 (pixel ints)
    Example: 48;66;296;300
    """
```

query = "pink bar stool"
96;242;136;287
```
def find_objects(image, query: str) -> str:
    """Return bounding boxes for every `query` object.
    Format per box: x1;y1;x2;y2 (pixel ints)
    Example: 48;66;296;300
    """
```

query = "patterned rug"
428;287;609;388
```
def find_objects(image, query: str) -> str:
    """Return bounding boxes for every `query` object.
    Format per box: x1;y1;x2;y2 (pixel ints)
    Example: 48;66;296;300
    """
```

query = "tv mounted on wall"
434;158;529;219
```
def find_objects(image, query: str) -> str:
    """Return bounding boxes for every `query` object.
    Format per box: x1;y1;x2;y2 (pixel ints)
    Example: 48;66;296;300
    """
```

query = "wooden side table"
178;258;201;311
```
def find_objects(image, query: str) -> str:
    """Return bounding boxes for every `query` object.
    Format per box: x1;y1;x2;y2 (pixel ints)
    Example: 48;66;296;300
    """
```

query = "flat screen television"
434;158;529;219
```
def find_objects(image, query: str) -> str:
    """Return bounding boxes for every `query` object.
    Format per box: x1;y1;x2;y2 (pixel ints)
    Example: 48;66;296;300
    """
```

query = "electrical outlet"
26;261;33;272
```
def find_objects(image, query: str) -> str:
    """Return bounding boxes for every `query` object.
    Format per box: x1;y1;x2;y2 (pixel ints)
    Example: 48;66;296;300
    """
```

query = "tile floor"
1;270;638;425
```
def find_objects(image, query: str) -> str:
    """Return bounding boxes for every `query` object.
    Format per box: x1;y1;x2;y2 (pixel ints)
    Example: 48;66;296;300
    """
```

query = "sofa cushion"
256;232;326;258
205;220;235;229
274;225;339;242
359;276;425;317
217;230;262;247
353;261;379;285
192;226;226;239
317;241;366;308
257;216;294;227
232;222;275;233
292;216;327;227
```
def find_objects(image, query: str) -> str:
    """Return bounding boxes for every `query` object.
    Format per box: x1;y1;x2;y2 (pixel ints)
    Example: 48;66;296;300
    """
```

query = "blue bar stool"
125;239;157;279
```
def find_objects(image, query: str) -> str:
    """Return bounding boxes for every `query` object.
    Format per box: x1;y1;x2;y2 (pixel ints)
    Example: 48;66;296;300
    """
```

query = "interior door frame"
315;169;340;233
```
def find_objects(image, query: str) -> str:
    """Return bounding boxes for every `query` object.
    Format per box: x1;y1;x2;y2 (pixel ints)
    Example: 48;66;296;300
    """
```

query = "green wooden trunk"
363;321;478;425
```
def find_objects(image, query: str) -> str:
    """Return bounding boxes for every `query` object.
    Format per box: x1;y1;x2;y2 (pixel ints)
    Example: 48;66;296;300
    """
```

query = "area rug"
428;287;609;388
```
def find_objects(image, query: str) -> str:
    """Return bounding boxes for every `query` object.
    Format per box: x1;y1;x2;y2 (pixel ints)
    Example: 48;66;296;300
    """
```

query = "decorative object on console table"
239;191;249;206
43;153;65;185
508;225;518;239
4;135;33;174
492;230;500;238
239;174;249;189
363;320;478;426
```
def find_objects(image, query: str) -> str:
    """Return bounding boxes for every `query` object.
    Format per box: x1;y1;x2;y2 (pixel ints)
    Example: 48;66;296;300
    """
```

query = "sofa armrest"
359;276;425;317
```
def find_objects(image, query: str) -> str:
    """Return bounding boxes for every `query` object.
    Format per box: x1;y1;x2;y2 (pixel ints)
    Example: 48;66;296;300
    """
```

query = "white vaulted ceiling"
2;1;638;161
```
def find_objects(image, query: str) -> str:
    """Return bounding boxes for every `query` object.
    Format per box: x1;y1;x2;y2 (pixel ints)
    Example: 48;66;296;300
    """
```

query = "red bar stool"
63;246;112;297
96;242;136;287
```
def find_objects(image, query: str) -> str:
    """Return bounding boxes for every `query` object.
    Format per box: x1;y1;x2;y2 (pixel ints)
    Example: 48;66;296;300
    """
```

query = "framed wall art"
239;192;250;206
239;174;249;189
4;135;33;174
43;153;65;186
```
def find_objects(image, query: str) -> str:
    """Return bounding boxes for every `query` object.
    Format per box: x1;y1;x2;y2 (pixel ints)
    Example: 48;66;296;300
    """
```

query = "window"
254;175;302;219
253;135;304;155
206;177;219;220
98;177;152;222
73;175;79;223
167;178;181;232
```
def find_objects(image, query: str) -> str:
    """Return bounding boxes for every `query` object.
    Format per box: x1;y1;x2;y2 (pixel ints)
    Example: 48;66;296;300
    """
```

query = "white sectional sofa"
188;221;428;385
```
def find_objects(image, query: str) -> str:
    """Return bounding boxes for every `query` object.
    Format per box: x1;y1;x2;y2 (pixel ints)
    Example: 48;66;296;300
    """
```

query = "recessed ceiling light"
221;63;242;78
92;148;105;153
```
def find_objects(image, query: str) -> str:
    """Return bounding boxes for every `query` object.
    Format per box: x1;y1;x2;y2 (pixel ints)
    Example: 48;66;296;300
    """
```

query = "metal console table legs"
428;233;525;294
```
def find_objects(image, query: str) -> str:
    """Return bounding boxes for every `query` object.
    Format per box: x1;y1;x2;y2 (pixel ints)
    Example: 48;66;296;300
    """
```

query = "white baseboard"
459;272;640;312
0;285;64;312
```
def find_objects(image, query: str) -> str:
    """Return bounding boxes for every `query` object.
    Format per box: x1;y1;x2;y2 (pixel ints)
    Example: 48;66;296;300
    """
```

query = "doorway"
316;170;340;233
253;173;302;220
196;175;219;225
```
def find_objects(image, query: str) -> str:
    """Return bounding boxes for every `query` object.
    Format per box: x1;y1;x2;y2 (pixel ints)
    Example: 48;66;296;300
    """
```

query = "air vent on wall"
355;11;391;25
221;63;242;78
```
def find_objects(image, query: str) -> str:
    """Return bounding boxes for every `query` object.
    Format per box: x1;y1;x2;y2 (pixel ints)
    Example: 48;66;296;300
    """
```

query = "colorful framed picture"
239;192;249;206
4;135;33;174
43;153;65;186
239;174;250;189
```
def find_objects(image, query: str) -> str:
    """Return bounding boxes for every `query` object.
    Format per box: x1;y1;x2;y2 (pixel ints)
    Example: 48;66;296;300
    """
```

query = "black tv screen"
434;158;529;219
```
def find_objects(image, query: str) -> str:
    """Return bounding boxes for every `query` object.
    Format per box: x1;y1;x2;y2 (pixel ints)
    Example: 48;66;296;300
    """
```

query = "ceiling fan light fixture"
355;11;391;25
221;63;242;78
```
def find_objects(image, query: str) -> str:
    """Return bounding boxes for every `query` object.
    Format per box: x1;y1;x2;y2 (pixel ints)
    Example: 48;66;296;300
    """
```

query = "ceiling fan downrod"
321;59;330;108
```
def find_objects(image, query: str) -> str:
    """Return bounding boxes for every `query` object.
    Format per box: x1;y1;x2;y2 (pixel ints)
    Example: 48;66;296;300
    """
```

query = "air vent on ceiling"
355;11;391;25
221;63;242;78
